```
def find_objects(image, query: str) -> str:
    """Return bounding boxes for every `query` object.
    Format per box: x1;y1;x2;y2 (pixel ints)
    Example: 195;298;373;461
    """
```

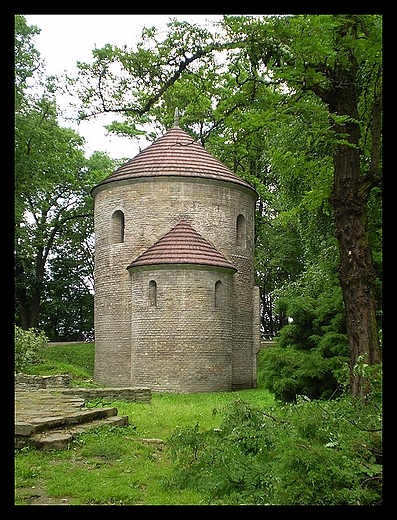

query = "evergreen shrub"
259;287;349;401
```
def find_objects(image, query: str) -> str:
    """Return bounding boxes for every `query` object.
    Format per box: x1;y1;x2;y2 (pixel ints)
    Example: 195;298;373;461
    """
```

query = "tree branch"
42;213;92;267
92;41;230;118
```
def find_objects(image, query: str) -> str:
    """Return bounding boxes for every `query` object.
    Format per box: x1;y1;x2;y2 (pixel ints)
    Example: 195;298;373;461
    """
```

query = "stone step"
15;414;129;450
15;389;133;451
15;406;118;435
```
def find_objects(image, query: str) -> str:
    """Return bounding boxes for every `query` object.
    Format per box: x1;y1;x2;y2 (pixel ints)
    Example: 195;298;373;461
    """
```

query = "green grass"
15;343;275;505
22;343;95;384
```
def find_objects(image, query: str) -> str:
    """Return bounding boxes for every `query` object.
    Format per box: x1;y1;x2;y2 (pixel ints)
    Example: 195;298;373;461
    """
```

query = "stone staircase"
15;390;129;450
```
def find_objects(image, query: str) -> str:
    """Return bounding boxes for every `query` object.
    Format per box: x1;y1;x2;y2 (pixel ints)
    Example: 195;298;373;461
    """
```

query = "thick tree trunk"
327;56;381;397
331;155;381;397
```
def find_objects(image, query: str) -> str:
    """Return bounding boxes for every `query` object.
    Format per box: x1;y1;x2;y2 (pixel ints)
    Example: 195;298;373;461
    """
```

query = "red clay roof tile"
127;220;236;271
94;125;254;192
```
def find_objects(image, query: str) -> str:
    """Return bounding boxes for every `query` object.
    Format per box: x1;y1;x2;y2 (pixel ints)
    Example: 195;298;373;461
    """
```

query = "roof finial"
174;107;179;127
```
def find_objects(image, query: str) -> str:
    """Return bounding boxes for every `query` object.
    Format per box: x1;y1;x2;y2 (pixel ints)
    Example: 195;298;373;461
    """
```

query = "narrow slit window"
236;214;246;248
148;280;157;307
215;280;222;309
111;210;124;243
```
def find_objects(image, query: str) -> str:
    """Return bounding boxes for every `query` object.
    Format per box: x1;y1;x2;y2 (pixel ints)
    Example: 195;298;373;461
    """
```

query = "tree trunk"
29;288;41;329
15;249;45;330
29;250;46;329
15;261;30;330
331;153;381;397
327;56;381;397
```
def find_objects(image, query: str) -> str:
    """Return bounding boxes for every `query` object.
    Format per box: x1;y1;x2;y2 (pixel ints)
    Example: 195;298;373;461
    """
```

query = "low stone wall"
58;387;151;403
15;374;151;403
15;373;71;390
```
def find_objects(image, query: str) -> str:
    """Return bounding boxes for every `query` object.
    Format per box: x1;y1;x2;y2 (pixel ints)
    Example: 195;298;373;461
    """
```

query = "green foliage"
15;343;381;506
166;400;276;504
14;14;41;98
167;391;382;505
15;15;382;397
43;343;94;375
14;325;47;373
15;340;275;505
78;424;129;460
14;17;118;332
260;275;349;401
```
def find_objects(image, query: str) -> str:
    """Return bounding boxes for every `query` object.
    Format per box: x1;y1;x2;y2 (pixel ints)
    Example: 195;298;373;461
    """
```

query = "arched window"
111;210;124;243
236;214;246;248
215;280;222;309
148;280;157;307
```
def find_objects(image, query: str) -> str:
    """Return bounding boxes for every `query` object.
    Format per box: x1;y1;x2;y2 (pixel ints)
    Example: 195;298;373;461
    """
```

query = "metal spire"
174;107;179;127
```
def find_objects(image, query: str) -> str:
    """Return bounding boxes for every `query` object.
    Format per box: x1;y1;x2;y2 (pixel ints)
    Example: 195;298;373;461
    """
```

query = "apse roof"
127;220;236;271
93;122;255;193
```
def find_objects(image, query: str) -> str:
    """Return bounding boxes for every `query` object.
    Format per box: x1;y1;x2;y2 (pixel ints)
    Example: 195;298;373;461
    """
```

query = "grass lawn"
15;343;275;505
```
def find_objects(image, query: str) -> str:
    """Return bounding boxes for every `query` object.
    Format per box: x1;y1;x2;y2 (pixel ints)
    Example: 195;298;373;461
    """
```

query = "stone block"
15;421;33;436
32;432;73;451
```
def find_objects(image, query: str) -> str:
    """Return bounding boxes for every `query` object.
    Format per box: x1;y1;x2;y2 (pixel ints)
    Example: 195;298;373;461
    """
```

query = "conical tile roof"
93;125;254;192
127;220;236;271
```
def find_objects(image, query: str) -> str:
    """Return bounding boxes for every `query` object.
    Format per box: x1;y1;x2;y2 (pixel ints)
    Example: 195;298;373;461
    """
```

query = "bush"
166;390;382;505
260;286;349;402
14;325;47;373
258;346;347;402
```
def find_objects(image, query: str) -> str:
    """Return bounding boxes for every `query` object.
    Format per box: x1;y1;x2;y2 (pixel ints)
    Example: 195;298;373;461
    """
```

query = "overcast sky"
24;14;224;160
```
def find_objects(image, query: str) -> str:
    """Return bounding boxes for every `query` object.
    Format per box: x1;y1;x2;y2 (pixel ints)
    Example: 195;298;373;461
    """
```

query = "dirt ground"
16;483;73;505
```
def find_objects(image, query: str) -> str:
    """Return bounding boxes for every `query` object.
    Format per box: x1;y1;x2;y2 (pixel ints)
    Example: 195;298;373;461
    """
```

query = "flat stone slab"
30;432;74;451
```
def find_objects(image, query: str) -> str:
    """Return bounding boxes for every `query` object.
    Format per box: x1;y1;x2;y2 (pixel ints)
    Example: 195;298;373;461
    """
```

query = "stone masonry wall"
93;176;258;391
14;374;151;403
15;373;71;390
129;265;234;393
59;387;151;403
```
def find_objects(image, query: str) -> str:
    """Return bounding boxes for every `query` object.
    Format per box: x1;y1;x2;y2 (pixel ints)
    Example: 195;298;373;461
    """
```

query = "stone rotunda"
91;113;260;393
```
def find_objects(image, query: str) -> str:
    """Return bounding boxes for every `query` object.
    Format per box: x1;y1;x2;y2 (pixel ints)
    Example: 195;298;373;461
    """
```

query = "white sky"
24;14;224;160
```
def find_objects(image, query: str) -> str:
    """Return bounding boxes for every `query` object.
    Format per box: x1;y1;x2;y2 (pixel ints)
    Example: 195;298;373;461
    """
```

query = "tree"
266;15;382;397
70;14;382;397
15;92;85;329
15;16;117;331
323;17;382;396
38;152;117;340
15;98;115;331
